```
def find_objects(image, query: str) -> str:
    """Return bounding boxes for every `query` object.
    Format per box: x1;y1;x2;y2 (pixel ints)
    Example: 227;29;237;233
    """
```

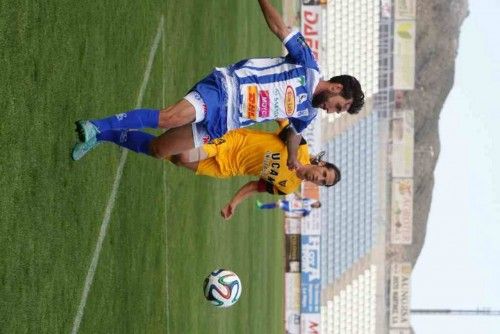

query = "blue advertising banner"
301;235;321;313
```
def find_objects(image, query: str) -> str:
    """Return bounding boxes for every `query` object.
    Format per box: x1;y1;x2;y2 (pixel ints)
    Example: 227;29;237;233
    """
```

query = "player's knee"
170;152;189;167
149;140;167;159
169;154;182;166
159;102;195;128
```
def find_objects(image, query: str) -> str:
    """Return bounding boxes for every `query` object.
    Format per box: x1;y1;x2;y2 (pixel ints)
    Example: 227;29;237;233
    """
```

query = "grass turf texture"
0;1;284;333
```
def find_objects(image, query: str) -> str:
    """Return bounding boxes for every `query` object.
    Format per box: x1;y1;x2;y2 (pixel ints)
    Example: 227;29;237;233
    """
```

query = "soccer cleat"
75;120;100;143
256;200;263;208
71;137;101;161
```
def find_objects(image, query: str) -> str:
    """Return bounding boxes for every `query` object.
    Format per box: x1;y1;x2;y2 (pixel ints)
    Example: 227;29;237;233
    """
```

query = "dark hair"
311;157;342;187
329;75;364;114
323;162;341;187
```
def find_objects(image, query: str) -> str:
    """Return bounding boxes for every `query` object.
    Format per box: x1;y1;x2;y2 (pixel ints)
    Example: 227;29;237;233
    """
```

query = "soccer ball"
203;269;242;307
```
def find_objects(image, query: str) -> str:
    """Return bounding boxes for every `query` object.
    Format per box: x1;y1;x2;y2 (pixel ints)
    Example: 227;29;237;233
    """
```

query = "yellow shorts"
195;136;234;178
196;157;229;178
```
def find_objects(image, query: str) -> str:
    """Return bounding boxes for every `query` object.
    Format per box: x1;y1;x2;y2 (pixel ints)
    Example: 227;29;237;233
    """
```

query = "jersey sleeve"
289;109;317;133
282;31;319;71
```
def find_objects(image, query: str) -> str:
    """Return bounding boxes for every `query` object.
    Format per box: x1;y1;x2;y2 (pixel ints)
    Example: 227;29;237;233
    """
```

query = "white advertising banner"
285;273;301;334
301;313;321;334
391;179;414;244
285;216;302;234
389;263;412;328
300;5;323;151
381;0;393;18
301;207;322;235
301;6;322;63
390;329;411;334
286;310;301;334
395;0;416;19
391;110;414;178
394;20;416;90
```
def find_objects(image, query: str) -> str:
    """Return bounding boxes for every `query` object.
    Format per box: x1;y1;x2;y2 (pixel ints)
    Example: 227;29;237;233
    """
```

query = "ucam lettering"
261;152;281;184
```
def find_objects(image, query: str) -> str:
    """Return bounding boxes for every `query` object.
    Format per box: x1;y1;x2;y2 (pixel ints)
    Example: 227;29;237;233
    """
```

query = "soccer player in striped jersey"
256;195;321;218
72;0;364;169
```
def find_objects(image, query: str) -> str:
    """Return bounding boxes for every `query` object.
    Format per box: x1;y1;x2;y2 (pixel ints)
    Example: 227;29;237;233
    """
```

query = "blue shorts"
189;70;228;142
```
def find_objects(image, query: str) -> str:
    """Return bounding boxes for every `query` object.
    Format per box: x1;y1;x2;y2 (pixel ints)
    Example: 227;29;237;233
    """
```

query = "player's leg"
158;99;198;129
170;147;209;165
73;123;197;161
75;109;160;142
149;123;196;159
257;201;278;210
75;99;198;142
87;98;197;132
168;155;200;172
71;129;157;161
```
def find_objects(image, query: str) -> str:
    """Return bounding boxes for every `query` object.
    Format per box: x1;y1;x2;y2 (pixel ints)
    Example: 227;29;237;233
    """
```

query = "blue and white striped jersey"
217;30;322;133
279;197;316;217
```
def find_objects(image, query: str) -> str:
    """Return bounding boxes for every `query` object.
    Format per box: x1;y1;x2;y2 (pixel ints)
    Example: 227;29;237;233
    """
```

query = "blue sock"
91;109;160;132
259;203;277;210
97;130;155;155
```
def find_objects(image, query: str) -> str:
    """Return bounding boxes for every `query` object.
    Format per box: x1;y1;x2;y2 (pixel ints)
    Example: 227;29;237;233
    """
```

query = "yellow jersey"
196;127;310;195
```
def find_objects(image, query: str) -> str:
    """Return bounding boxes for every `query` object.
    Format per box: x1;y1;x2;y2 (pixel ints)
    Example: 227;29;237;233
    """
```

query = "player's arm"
285;126;303;170
258;0;291;41
220;181;260;220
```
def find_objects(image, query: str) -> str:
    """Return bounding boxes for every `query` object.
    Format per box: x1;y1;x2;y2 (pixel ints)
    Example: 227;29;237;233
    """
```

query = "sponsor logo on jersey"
295;109;309;117
202;135;211;144
261;151;281;184
298;93;308;104
246;85;258;120
298;75;306;86
272;87;281;118
208;138;226;145
258;90;270;117
115;113;127;121
284;86;296;116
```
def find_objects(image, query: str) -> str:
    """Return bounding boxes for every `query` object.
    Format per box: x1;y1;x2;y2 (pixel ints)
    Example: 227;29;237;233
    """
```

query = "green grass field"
0;1;285;333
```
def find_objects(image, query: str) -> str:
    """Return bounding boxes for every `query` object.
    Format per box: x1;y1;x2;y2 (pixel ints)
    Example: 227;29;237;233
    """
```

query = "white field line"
161;27;171;334
70;16;164;334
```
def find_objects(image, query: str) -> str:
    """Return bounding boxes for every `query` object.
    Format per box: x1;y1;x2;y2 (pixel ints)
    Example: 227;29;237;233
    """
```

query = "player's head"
312;75;364;115
296;161;341;187
311;201;322;209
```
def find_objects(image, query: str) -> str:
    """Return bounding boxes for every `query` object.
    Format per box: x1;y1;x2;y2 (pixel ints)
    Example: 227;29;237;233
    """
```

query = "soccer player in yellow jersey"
169;122;341;220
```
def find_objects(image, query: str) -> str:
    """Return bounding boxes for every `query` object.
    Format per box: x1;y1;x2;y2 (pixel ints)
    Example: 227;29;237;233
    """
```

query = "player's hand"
287;158;302;171
220;203;234;220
